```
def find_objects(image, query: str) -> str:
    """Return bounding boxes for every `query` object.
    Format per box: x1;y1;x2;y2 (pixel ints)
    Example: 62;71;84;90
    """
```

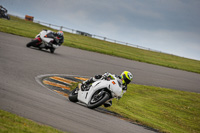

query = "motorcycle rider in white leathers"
36;30;64;47
81;71;133;107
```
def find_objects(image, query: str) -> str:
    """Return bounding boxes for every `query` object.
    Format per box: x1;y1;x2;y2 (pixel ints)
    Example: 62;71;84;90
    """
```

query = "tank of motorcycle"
40;30;54;43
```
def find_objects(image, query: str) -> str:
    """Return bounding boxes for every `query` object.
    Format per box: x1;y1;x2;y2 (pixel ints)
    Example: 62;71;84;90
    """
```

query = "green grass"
0;15;200;73
69;82;200;133
0;110;67;133
1;85;199;133
1;15;200;133
107;84;200;133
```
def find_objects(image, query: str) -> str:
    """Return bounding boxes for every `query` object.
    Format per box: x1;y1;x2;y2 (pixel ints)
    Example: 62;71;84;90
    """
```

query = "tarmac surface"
0;32;200;133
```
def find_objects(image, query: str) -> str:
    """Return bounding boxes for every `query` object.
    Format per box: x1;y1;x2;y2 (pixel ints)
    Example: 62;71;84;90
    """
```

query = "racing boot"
104;100;112;107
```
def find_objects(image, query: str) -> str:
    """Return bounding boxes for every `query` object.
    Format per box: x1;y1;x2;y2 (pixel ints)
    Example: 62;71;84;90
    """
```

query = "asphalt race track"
0;32;200;133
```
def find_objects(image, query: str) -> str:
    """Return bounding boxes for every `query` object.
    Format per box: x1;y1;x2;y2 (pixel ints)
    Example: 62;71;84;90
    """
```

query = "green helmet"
121;71;133;85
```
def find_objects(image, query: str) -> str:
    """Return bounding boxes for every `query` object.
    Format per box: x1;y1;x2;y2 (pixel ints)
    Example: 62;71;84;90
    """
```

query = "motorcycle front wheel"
87;90;110;109
68;88;78;102
26;39;39;47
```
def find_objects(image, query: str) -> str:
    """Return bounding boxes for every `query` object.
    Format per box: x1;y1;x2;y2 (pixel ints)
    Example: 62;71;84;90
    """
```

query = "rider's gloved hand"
54;37;59;44
101;72;109;79
101;75;107;80
122;85;127;91
104;72;109;76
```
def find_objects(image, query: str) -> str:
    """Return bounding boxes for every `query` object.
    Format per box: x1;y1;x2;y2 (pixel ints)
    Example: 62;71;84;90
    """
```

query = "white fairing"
52;44;59;49
77;79;123;104
40;30;53;43
109;79;123;97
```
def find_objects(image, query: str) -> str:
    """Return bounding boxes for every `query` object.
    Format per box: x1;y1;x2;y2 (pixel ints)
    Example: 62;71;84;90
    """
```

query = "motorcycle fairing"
77;79;122;104
40;30;54;43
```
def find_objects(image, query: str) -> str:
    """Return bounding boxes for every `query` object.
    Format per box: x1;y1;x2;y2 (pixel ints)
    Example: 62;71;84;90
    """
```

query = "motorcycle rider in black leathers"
0;5;8;19
0;5;7;14
42;30;64;46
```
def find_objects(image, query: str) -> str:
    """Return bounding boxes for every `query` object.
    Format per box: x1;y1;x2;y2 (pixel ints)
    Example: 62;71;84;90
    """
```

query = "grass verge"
1;84;199;133
107;84;200;133
68;82;200;133
0;110;66;133
0;15;200;73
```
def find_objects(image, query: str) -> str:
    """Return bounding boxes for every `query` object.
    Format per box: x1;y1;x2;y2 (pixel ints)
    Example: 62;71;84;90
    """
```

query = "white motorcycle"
26;30;60;53
69;77;123;109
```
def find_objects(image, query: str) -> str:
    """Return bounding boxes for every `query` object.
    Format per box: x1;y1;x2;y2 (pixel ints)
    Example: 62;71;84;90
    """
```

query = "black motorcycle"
0;6;10;20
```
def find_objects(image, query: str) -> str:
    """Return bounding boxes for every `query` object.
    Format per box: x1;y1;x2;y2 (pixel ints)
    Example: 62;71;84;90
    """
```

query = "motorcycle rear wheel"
69;88;78;102
26;39;39;47
87;91;110;109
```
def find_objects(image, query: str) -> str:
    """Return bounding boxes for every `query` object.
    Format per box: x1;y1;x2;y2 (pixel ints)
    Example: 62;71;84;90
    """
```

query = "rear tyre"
69;88;78;102
87;90;110;109
26;39;39;47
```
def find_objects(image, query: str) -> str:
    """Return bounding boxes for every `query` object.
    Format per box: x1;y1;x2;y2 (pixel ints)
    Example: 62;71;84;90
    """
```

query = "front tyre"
68;88;78;102
87;91;110;109
26;39;39;47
